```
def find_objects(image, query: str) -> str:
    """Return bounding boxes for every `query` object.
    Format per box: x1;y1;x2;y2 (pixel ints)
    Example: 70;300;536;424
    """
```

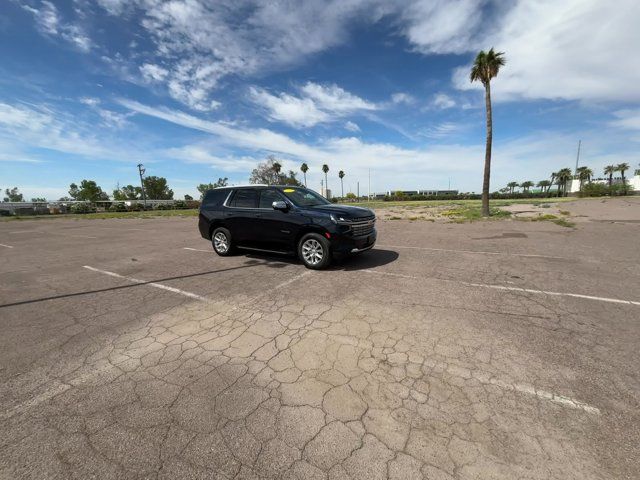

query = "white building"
566;172;640;194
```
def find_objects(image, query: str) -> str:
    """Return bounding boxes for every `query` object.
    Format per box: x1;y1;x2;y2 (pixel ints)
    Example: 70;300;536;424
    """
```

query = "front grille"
349;216;375;237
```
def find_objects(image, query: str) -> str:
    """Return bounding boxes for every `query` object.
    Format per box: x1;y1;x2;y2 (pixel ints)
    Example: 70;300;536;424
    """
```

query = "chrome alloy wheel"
213;232;229;253
301;238;324;265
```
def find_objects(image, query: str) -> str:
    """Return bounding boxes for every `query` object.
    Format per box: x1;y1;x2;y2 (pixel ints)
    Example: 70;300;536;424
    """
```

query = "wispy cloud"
21;0;91;51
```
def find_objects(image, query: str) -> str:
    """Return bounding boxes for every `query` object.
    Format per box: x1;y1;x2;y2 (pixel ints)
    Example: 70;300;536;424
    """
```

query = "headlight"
330;214;349;224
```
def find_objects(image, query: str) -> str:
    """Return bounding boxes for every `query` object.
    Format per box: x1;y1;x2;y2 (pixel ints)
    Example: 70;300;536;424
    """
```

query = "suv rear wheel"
212;227;234;256
298;233;331;270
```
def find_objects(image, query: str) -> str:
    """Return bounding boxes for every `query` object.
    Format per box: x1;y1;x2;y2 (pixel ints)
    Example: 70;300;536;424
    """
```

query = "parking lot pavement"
1;211;639;479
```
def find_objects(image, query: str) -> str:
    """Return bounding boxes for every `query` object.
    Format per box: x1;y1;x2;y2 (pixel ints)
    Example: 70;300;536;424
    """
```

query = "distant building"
383;189;459;196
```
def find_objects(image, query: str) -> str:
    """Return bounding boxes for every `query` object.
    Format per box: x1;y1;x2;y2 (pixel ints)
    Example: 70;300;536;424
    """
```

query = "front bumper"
330;229;377;254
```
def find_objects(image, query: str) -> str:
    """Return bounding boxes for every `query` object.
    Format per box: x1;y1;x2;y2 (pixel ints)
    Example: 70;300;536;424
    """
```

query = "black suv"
198;185;376;269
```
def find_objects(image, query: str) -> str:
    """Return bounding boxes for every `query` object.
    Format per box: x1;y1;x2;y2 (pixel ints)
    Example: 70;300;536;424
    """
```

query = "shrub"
70;202;96;214
109;203;127;212
579;183;608;197
173;200;187;209
127;203;144;211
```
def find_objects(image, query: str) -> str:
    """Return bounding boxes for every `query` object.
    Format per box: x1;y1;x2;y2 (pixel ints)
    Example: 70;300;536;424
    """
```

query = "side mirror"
272;200;288;211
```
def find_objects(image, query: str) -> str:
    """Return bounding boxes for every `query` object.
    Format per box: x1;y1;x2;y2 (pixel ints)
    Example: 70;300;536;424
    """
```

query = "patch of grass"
559;209;571;216
530;214;558;221
551;218;576;228
1;209;199;221
389;216;402;220
441;205;511;223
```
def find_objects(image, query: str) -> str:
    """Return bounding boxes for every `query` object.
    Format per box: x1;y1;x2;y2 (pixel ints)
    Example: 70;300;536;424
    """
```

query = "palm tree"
520;181;534;194
554;168;573;197
576;166;593;192
616;162;630;185
507;181;518;194
537;180;551;194
470;48;506;217
604;165;616;187
322;164;329;197
300;163;309;187
338;170;345;198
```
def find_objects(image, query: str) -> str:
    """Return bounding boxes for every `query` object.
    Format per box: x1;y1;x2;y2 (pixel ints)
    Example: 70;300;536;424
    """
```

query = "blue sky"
1;0;639;200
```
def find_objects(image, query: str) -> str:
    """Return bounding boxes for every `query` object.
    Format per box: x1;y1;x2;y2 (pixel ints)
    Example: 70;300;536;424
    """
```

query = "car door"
224;188;259;246
255;189;297;252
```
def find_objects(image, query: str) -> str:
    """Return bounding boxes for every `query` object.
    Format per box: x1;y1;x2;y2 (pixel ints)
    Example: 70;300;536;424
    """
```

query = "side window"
202;189;228;208
258;189;282;209
230;189;258;208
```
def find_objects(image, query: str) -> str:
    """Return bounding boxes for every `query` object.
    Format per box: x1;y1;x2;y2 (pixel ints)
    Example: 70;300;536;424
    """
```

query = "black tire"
211;227;235;256
298;233;332;270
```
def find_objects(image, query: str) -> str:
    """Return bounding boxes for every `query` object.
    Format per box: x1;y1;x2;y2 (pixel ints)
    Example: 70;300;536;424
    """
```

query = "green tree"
520;181;534;193
345;192;356;200
537;180;551;194
576;166;593;191
250;157;302;186
272;161;282;175
470;48;506;217
300;163;309;187
506;181;518;194
322;164;329;197
184;194;193;201
616;163;630;191
197;177;228;198
3;187;24;202
31;197;47;202
143;176;173;199
554;168;573;197
69;180;109;202
113;185;141;200
338;170;345;198
604;165;616;188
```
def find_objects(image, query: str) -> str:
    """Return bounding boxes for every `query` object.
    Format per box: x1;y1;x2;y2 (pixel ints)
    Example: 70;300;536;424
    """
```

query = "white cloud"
609;109;640;131
250;82;377;128
421;122;462;139
300;82;378;113
249;87;329;128
448;0;640;102
139;63;168;82
391;93;415;105
79;97;131;128
344;121;360;132
432;93;455;109
22;1;91;52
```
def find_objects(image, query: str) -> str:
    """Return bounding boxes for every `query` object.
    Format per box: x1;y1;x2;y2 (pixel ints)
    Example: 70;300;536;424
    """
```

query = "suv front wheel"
212;227;234;256
298;233;331;270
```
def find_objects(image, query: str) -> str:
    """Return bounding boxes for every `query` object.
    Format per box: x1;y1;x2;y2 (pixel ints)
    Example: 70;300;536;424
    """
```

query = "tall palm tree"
520;181;534;194
576;166;593;192
338;170;345;198
604;165;616;187
537;180;551;194
507;181;518;194
300;163;309;187
616;162;630;185
322;164;329;197
555;168;573;197
470;48;506;217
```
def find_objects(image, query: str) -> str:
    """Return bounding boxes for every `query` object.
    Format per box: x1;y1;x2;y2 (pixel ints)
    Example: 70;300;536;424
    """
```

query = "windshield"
279;187;330;207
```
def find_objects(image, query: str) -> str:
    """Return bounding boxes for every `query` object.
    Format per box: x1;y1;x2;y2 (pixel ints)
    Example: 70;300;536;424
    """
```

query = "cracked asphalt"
1;199;639;479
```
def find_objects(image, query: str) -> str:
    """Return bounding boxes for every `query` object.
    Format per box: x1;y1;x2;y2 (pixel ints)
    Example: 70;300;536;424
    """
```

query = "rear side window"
258;189;282;209
202;189;229;208
229;189;259;208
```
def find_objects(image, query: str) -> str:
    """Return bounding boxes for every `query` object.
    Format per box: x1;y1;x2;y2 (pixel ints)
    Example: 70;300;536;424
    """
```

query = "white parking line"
183;247;212;253
424;360;600;415
0;243;14;248
83;265;210;302
363;269;640;306
378;244;567;260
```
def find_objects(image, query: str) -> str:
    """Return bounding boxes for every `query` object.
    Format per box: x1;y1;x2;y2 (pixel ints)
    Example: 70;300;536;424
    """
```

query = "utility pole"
137;163;147;209
357;181;359;199
574;140;581;173
368;168;371;202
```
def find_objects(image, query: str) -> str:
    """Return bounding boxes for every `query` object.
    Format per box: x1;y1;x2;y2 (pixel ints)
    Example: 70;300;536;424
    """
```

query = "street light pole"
137;163;147;209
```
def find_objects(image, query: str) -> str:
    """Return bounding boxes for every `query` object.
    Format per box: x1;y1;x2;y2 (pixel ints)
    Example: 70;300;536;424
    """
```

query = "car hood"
301;204;374;220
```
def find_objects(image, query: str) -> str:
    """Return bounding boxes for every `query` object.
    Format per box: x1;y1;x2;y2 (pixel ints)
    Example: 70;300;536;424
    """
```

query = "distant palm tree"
338;170;345;198
555;168;573;197
300;163;309;187
520;181;534;194
616;162;630;187
507;181;518;194
537;180;551;194
576;166;593;191
272;161;282;174
470;48;506;217
604;165;616;188
322;164;329;197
